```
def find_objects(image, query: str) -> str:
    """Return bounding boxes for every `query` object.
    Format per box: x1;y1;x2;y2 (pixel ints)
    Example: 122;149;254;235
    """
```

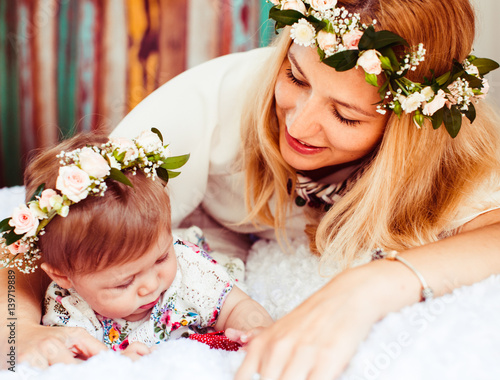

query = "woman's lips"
140;297;160;309
284;128;325;155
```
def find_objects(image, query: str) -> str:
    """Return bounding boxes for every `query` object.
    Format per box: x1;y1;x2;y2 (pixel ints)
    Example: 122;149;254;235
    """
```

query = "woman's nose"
287;94;323;139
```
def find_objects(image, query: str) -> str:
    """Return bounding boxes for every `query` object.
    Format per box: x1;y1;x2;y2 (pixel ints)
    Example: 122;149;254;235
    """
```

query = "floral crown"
0;129;189;274
269;0;499;137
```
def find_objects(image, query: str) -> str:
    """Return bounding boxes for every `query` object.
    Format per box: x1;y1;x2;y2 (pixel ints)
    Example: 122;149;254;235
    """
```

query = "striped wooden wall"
0;0;275;187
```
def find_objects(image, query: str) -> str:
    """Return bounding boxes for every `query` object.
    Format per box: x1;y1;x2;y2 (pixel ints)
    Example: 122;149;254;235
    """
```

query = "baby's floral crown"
0;129;189;274
269;0;499;137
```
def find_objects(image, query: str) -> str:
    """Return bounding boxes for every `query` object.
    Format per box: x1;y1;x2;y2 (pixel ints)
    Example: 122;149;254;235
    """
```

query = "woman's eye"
332;108;361;127
286;68;306;87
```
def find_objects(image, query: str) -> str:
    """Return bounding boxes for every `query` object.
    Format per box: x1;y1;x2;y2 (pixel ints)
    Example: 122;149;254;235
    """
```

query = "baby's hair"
24;133;172;275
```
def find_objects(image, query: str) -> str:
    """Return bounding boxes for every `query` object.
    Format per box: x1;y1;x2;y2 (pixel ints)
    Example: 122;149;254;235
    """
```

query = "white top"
111;47;500;245
42;237;234;349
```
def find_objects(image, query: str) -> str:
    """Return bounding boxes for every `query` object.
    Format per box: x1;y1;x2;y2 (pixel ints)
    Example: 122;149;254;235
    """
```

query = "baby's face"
68;231;177;321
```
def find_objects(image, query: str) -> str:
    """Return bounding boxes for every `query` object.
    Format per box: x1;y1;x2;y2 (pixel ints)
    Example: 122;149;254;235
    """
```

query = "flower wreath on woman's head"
0;129;190;274
269;0;499;137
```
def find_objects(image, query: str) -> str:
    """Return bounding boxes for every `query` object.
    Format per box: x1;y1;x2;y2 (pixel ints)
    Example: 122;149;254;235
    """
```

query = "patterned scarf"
288;166;365;211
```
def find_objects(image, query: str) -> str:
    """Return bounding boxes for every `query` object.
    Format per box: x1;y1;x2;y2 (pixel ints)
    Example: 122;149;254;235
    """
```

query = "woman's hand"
15;324;107;369
234;263;403;380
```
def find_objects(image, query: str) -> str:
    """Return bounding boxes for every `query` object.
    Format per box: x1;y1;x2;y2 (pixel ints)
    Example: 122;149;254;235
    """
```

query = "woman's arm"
235;210;500;380
0;269;106;369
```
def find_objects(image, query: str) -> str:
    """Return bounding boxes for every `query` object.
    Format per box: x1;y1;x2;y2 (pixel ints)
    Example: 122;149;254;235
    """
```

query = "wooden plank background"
0;0;274;187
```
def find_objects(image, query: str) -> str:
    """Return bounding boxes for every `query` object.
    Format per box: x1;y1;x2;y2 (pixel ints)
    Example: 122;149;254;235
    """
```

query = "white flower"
316;30;337;53
422;89;447;116
135;131;163;154
401;92;426;113
357;49;382;75
79;147;110;178
465;64;479;76
290;19;316;47
310;0;336;11
110;137;139;162
421;86;435;101
56;166;91;202
281;0;307;14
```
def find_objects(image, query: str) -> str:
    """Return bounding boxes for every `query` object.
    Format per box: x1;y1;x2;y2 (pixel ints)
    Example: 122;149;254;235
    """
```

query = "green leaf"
358;26;408;50
154;326;161;333
151;127;164;143
379;55;392;71
464;103;476;124
305;15;326;32
443;106;462;138
109;168;134;188
269;7;303;27
469;57;500;76
431;108;444;130
365;72;378;87
0;218;13;233
160;154;190;170
167;170;181;179
29;183;46;202
435;71;451;86
357;26;377;50
5;230;23;246
156;167;170;184
113;150;126;163
323;50;359;72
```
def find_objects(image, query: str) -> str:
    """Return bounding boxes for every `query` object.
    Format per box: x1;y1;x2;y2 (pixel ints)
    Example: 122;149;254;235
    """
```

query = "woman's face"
275;43;389;173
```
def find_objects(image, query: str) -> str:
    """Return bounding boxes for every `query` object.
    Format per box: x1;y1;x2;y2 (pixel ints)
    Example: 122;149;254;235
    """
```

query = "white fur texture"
1;187;500;379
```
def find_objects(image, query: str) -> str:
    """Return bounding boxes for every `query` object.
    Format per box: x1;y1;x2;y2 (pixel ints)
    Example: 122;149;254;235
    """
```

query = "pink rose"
79;148;110;178
422;90;447;116
7;240;29;255
135;130;164;154
357;49;382;75
110;137;139;162
310;0;337;11
56;166;91;202
342;30;364;50
316;30;337;52
38;189;58;211
281;0;307;14
9;205;39;237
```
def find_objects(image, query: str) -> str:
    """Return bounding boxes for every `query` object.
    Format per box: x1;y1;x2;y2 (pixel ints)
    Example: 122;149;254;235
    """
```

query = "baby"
0;130;272;358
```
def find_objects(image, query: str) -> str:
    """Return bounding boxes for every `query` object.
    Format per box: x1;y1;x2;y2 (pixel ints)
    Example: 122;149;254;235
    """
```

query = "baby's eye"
155;254;168;264
116;278;134;289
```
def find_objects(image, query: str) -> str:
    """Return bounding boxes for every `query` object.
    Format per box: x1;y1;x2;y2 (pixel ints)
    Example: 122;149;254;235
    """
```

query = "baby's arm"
214;286;273;332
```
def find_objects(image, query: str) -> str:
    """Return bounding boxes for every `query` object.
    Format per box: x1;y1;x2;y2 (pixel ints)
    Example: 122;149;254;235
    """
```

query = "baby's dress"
42;237;234;350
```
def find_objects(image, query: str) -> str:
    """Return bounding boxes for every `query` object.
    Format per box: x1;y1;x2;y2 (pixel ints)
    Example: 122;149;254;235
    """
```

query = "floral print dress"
42;237;234;350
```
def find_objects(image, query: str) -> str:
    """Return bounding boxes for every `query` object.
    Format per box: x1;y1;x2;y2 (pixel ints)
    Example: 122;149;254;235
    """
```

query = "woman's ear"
40;262;73;289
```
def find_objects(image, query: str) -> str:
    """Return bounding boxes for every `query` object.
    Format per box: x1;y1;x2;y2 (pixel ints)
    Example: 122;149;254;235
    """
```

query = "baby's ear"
40;263;73;289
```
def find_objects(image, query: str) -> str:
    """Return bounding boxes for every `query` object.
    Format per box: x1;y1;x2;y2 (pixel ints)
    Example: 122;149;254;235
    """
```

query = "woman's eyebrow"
288;51;308;80
330;97;379;118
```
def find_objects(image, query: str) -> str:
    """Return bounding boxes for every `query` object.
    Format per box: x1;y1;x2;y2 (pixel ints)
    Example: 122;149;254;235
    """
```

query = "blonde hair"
241;0;500;268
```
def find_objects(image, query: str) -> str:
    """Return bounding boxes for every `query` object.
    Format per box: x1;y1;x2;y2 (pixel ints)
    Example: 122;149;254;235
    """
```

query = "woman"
4;0;500;378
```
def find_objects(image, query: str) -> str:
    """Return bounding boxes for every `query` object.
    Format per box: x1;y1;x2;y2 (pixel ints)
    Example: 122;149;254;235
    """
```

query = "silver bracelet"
371;248;434;301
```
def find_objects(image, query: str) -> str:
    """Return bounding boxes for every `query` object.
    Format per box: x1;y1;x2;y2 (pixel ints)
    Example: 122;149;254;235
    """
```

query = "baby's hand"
225;327;266;347
120;342;153;361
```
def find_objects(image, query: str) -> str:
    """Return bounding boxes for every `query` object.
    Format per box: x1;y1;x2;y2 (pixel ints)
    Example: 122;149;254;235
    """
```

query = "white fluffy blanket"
2;186;500;380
